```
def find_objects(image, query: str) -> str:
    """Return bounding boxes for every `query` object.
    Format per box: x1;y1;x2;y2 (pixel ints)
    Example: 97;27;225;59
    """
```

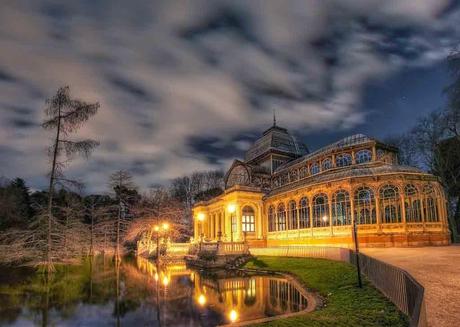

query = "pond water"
0;256;313;326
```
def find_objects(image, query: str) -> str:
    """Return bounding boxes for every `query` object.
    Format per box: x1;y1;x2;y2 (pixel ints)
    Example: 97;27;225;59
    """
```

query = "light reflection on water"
0;256;312;326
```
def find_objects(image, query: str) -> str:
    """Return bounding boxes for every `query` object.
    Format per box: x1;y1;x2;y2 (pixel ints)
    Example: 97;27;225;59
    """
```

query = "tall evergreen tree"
41;86;99;273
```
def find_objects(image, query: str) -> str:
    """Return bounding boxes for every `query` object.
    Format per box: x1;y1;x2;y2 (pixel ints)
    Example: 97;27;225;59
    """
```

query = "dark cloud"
10;118;36;128
0;69;17;83
106;73;156;102
0;0;458;192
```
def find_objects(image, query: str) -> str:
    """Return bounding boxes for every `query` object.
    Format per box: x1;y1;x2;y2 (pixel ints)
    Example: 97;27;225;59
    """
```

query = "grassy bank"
245;256;408;327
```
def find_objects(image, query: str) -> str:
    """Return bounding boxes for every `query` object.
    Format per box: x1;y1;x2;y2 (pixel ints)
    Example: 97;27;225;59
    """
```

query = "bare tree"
128;186;186;256
109;170;137;262
170;170;224;235
41;86;99;273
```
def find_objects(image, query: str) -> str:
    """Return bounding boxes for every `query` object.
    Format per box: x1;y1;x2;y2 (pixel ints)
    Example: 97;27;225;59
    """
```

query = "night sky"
0;0;459;192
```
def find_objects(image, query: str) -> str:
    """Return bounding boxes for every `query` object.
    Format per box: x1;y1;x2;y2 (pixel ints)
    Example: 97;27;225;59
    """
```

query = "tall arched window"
356;149;372;164
268;206;276;232
336;153;352;167
310;162;320;175
299;197;310;229
354;187;376;224
404;184;422;223
379;185;401;224
288;200;297;230
423;184;439;222
322;158;332;171
277;203;287;231
332;190;351;226
242;206;255;232
313;193;329;227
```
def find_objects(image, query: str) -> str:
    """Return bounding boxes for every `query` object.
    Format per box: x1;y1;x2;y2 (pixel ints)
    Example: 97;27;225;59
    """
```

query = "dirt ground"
362;245;460;327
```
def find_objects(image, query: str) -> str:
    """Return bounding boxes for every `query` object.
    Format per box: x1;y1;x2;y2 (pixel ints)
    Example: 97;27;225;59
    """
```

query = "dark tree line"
388;50;460;241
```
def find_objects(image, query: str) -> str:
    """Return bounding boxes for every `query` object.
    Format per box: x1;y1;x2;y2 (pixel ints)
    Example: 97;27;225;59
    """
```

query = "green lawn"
245;256;408;327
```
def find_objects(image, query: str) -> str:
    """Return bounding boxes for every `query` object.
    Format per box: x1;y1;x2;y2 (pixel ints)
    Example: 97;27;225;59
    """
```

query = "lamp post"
197;213;205;251
352;218;363;288
228;204;236;250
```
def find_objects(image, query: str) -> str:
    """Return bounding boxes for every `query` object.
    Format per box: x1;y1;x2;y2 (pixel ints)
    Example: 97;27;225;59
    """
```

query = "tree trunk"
45;100;61;274
116;175;122;262
89;206;94;256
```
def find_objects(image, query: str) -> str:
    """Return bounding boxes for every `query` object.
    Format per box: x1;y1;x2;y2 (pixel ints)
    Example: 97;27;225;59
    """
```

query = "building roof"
244;124;308;162
274;134;383;172
268;162;431;197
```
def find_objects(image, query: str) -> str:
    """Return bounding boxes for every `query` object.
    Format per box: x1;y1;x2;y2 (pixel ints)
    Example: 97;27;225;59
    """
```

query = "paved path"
362;246;460;327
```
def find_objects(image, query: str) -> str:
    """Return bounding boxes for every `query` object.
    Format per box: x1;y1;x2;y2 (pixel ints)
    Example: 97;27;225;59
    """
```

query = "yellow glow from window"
197;213;205;221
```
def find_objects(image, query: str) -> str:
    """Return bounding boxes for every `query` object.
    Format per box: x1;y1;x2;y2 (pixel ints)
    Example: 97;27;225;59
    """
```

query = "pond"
0;256;315;326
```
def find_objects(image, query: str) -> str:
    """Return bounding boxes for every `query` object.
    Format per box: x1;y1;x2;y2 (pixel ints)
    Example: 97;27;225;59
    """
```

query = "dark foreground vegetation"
245;256;408;327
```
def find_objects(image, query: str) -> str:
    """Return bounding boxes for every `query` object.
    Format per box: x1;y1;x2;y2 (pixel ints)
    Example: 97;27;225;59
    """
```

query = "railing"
350;252;427;327
250;246;351;262
250;246;427;327
194;241;249;256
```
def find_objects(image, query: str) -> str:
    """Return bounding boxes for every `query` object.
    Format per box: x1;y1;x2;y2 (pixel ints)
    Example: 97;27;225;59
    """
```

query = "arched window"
379;185;401;224
310;162;320;175
299;197;310;229
404;184;422;223
288;200;297;230
423;184;439;222
268;206;276;232
356;149;372;164
277;203;287;231
336;153;352;167
322;158;332;171
242;206;255;232
312;193;329;227
354;187;376;224
332;190;351;226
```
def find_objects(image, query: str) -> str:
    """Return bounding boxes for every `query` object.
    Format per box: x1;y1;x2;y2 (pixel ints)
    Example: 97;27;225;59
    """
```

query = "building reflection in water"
136;257;310;325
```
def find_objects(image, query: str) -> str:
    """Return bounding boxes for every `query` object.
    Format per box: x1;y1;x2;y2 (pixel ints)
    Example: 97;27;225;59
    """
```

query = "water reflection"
0;256;313;326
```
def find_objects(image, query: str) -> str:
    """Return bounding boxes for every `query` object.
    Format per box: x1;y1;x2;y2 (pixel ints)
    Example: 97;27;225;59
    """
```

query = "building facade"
193;123;450;248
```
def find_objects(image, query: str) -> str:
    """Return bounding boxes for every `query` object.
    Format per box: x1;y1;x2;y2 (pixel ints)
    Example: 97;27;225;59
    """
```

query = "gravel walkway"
362;245;460;327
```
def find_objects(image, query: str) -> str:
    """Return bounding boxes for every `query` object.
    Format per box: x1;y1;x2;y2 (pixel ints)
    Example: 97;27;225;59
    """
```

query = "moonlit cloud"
0;0;458;192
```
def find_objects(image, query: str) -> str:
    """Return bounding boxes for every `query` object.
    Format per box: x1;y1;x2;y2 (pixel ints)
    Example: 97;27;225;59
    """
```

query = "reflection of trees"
0;256;138;325
0;256;312;326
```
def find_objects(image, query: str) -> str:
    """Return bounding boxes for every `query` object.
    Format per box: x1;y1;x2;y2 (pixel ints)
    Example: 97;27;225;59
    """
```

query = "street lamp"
229;309;238;323
197;213;205;251
197;294;206;306
352;218;363;288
